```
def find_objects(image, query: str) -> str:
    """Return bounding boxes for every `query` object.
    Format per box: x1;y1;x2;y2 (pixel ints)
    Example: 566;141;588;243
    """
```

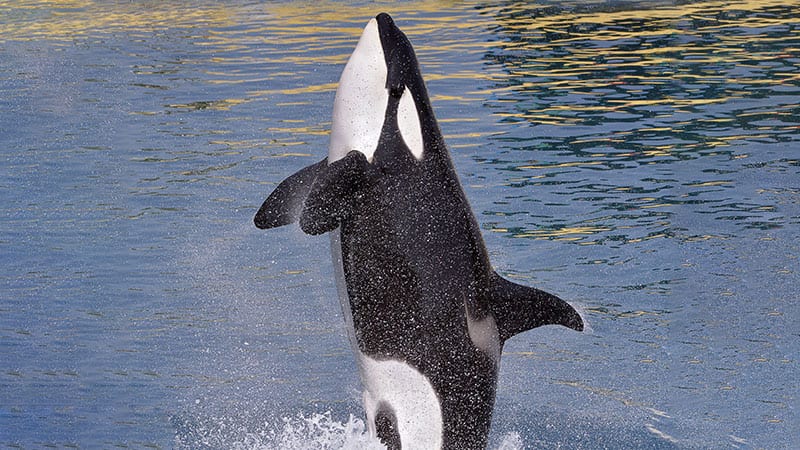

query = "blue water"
1;1;798;448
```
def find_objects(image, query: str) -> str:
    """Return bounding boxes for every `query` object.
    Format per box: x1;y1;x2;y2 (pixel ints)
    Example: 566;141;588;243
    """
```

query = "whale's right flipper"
254;158;327;230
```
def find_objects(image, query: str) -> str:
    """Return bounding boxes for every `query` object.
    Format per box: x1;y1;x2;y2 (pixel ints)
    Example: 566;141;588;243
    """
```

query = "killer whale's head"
329;13;433;164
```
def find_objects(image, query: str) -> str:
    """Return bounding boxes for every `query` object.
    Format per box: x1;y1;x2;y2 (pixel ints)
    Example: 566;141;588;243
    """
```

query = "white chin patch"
397;87;424;160
328;18;388;164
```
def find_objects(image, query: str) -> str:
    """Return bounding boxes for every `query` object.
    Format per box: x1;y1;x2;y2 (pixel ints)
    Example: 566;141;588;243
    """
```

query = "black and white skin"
254;13;584;450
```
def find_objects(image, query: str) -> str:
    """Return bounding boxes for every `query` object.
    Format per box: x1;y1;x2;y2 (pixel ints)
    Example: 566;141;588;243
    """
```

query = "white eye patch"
397;87;424;160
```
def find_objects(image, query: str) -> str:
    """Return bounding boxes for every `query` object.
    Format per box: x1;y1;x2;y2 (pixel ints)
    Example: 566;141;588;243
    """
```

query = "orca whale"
254;13;583;449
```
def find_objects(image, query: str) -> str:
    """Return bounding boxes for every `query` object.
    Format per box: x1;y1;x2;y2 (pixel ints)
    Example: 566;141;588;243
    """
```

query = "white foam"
495;431;524;450
198;412;386;450
175;410;526;450
257;412;385;450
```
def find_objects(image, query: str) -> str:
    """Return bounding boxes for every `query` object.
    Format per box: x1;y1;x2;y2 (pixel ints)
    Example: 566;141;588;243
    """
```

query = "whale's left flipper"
489;272;584;342
300;151;372;236
254;158;327;230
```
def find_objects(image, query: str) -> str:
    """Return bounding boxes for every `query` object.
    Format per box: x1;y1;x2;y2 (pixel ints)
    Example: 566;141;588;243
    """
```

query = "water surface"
1;1;798;448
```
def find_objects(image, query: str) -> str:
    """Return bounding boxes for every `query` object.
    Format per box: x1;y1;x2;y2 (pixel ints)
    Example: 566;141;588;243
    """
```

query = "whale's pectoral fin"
489;272;584;342
254;158;328;230
300;150;372;235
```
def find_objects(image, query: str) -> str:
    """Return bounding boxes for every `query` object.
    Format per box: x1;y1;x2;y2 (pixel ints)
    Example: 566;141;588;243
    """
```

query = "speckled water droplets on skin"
1;0;798;448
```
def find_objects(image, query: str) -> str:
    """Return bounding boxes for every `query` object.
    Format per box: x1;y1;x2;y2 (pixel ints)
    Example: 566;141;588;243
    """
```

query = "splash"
495;431;524;450
174;410;526;449
173;411;384;450
252;412;384;450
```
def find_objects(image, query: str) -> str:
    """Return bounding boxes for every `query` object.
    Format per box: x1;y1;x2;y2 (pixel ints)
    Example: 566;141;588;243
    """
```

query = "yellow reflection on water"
4;0;797;160
0;0;238;40
0;0;470;42
494;225;613;240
